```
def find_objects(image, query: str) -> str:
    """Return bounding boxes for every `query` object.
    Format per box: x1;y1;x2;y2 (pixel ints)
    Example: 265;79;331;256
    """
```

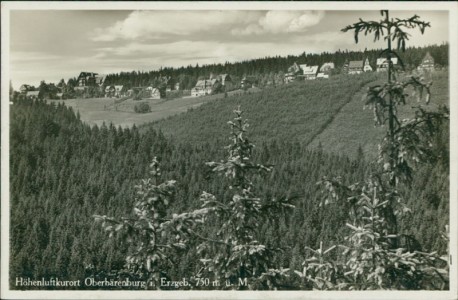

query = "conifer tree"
301;10;449;290
191;107;295;290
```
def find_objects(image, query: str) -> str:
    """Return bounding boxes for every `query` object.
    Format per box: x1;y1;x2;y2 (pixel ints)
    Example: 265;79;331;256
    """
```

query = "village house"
114;85;125;97
19;84;33;94
320;62;335;74
105;86;115;98
219;74;233;91
74;86;86;93
418;52;435;72
191;73;233;97
284;73;296;83
26;91;40;100
76;72;98;87
145;87;162;99
363;58;373;72
342;60;350;74
241;76;258;89
301;65;319;80
284;62;302;83
376;57;399;72
316;73;329;79
191;79;215;97
348;60;364;75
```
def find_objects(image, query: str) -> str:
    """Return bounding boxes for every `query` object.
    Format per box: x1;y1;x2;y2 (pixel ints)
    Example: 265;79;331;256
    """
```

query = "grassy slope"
146;73;381;146
308;70;449;158
46;88;247;128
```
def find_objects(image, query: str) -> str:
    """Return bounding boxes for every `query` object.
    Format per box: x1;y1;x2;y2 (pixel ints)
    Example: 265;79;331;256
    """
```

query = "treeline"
101;43;448;90
10;98;448;289
13;43;447;100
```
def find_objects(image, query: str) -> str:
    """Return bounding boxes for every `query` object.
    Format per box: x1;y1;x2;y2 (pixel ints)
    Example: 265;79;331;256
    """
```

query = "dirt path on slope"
307;80;384;159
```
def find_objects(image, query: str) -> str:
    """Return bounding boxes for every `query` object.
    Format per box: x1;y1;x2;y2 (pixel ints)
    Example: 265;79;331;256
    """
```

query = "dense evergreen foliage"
10;94;448;289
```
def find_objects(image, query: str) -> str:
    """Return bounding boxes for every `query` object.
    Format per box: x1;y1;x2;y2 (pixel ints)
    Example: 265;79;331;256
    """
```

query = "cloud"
233;11;325;35
91;10;325;41
91;11;261;41
92;31;347;70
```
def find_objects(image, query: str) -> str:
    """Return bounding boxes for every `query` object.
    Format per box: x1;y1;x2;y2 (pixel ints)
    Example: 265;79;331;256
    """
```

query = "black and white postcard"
1;1;457;299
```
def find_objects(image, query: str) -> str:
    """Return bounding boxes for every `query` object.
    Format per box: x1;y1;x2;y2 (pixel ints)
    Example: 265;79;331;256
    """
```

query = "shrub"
134;102;150;113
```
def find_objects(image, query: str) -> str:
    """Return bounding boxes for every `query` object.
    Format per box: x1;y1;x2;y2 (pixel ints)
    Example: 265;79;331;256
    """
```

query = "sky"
9;9;449;89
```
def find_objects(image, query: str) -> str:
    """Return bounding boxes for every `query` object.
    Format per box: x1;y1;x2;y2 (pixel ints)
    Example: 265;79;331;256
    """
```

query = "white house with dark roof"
219;74;233;91
114;85;124;97
301;65;319;80
320;62;335;74
376;57;398;72
363;58;373;72
191;79;214;97
145;86;161;99
418;52;435;72
76;72;98;87
105;86;115;97
26;91;40;99
348;60;364;74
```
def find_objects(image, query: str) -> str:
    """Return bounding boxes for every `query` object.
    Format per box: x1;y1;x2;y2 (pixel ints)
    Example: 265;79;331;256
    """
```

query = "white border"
1;2;457;300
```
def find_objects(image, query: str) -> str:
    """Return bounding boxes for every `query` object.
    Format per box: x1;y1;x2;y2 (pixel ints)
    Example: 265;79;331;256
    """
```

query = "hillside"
146;73;381;151
146;70;449;158
308;70;449;157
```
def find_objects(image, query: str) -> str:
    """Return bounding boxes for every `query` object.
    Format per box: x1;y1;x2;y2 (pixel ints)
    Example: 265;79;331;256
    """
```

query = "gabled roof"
422;52;434;62
26;91;40;96
78;72;98;78
94;74;106;85
320;62;335;70
302;65;319;75
349;61;364;68
299;64;308;71
288;62;301;74
195;79;215;88
20;84;32;91
220;74;231;82
195;80;208;87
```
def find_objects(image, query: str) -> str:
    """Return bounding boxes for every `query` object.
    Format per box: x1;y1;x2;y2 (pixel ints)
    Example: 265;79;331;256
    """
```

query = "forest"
9;11;450;291
10;82;448;290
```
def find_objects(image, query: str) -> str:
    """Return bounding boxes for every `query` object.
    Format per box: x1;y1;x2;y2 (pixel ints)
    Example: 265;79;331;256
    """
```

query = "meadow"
47;88;254;128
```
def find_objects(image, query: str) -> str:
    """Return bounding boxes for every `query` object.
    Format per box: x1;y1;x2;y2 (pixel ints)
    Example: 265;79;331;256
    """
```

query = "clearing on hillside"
47;88;251;128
